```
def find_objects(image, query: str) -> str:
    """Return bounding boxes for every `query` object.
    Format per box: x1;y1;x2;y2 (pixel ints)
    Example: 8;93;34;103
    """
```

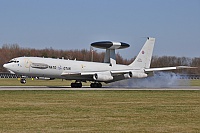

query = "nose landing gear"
20;78;26;84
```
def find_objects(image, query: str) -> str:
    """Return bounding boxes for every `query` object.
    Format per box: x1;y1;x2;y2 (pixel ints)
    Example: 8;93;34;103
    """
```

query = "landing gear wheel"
90;83;102;88
71;83;82;88
20;79;26;84
98;83;102;88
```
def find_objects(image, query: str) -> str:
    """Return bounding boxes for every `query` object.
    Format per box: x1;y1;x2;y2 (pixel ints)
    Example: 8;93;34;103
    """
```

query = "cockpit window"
7;59;19;63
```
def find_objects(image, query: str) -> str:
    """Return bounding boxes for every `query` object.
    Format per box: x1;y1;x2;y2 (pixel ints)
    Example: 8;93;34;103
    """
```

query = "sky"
0;0;200;59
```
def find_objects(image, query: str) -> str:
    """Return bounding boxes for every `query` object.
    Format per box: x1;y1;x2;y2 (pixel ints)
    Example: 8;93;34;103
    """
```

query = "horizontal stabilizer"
145;66;197;72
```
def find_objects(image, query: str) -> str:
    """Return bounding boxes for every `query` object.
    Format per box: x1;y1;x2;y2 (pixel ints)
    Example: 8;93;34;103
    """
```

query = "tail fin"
129;37;155;69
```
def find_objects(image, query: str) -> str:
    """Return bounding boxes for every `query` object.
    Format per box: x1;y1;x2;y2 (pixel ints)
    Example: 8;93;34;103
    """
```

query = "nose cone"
3;63;8;69
3;63;15;74
3;63;11;70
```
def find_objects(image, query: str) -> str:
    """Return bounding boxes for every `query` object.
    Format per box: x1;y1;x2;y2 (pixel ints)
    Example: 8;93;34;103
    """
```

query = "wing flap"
61;72;81;76
61;71;102;76
110;70;131;74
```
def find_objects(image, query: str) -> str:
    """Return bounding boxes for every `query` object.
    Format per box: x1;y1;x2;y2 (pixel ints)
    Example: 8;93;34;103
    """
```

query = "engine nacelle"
125;71;148;78
124;73;132;79
132;73;148;78
93;73;113;81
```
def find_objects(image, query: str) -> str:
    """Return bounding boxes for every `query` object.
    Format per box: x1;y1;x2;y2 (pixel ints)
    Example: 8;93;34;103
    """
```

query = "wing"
60;66;196;83
60;70;133;82
60;66;196;76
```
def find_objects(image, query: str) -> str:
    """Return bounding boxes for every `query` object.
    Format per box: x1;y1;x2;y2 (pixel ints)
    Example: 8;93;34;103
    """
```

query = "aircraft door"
24;59;31;72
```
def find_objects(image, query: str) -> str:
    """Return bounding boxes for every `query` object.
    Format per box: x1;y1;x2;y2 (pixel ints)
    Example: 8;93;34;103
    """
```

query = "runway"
0;86;200;90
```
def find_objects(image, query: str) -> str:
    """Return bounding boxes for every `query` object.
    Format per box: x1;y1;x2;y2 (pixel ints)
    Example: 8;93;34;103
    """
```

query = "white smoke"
109;72;189;88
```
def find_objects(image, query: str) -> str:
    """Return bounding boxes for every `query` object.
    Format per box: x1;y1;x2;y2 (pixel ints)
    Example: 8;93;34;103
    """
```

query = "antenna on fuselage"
91;41;130;65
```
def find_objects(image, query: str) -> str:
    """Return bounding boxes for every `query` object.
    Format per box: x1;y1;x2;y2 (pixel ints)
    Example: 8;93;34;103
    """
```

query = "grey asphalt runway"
0;86;200;90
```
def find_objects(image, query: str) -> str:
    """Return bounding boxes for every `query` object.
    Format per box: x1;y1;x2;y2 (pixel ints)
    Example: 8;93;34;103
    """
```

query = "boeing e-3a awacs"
3;37;192;88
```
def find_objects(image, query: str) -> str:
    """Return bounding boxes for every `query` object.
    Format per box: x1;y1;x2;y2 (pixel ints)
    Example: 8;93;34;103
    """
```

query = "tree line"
0;44;199;74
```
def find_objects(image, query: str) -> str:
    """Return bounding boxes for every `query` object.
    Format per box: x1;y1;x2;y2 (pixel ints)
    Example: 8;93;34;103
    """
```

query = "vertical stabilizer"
129;37;155;69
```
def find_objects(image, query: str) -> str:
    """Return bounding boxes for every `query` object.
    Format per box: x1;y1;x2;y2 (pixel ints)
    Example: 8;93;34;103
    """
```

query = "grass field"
0;78;200;86
190;80;200;86
0;90;199;132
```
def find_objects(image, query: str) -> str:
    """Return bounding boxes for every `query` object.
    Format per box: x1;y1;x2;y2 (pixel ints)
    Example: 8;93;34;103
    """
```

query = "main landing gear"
70;81;102;88
90;82;102;88
71;82;82;88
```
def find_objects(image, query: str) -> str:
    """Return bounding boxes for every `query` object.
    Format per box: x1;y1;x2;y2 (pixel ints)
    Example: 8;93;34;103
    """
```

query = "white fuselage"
3;57;139;82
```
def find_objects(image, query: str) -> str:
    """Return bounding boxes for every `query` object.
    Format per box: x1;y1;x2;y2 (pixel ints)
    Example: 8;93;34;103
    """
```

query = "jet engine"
124;71;148;78
124;73;132;79
93;72;113;81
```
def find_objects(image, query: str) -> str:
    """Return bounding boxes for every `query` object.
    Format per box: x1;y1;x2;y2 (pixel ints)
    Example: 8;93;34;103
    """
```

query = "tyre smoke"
109;72;189;88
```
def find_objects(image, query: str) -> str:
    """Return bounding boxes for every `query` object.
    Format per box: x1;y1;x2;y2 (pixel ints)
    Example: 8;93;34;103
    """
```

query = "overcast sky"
0;0;200;59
